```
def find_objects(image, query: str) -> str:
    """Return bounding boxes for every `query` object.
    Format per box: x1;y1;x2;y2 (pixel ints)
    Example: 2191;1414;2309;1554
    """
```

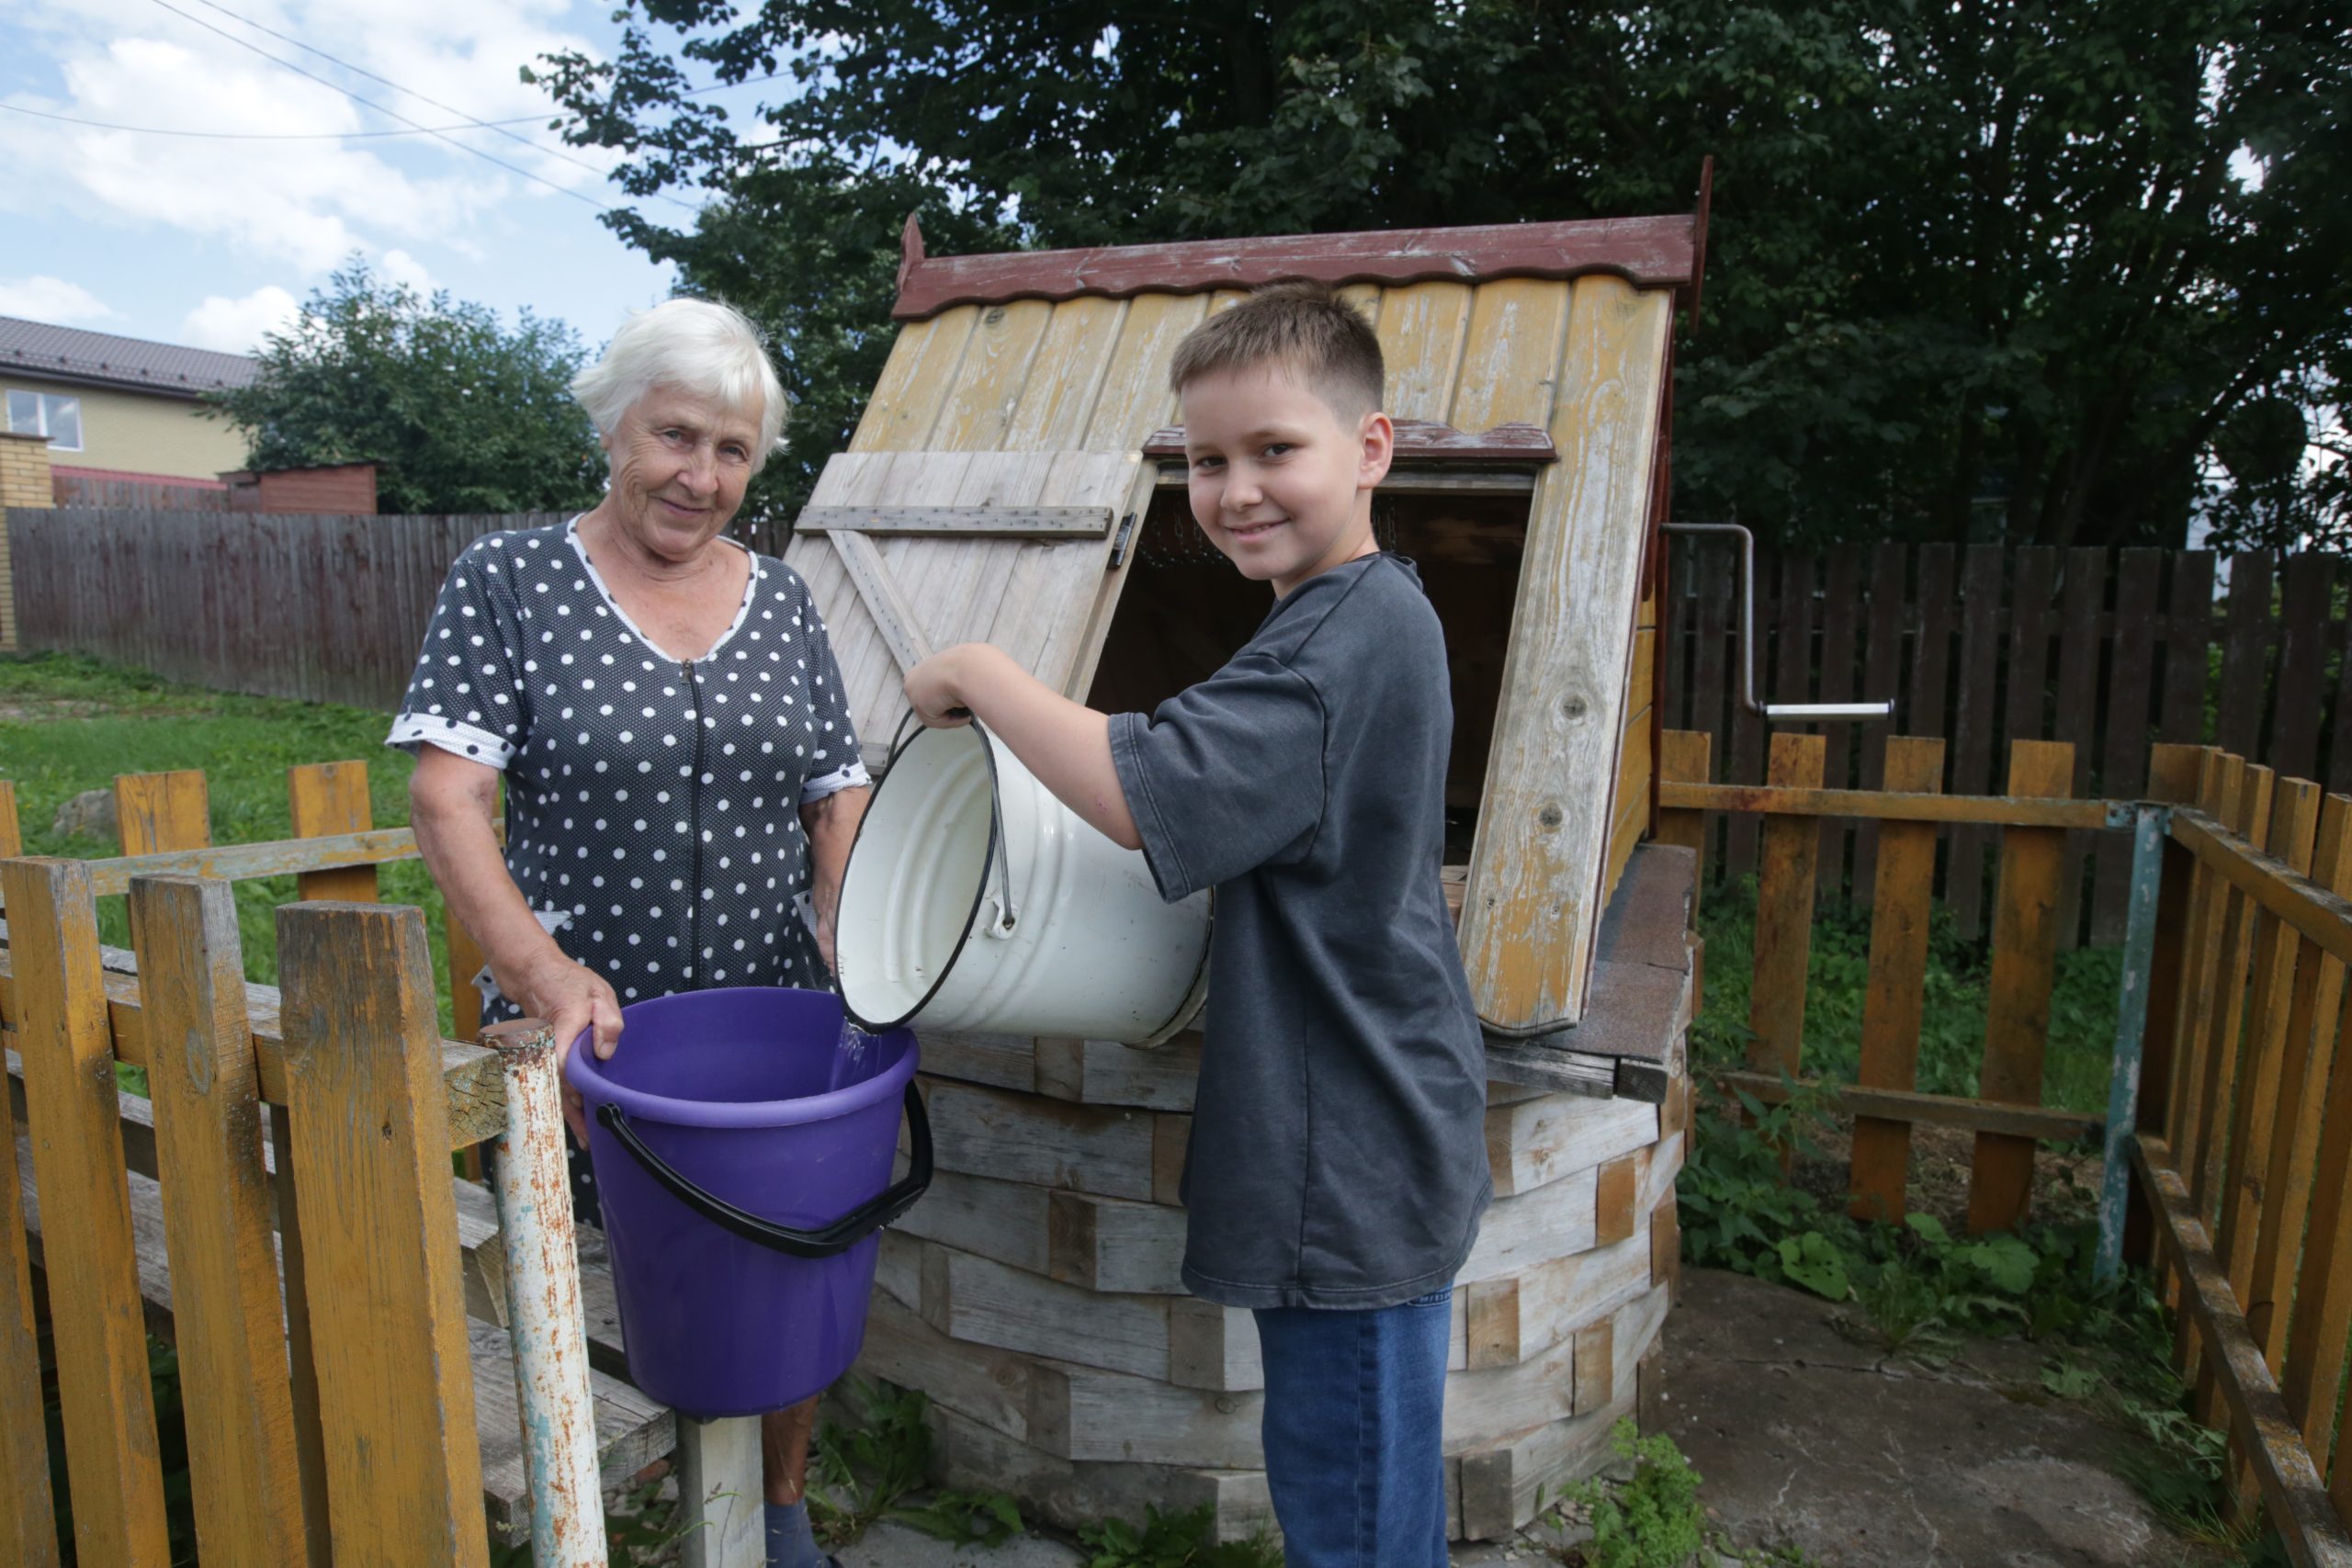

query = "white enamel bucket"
834;719;1212;1045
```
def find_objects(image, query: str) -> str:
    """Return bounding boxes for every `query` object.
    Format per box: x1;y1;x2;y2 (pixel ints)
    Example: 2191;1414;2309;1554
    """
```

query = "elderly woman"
390;297;865;1568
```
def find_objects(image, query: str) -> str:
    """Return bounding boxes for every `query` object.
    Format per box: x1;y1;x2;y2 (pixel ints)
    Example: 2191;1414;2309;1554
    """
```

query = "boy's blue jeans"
1252;1284;1453;1566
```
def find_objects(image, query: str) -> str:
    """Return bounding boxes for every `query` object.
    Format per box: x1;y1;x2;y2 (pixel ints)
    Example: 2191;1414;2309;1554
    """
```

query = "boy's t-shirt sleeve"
1106;649;1326;902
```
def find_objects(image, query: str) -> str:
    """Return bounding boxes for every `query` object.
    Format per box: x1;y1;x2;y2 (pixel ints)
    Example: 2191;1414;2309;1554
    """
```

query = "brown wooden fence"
48;471;232;510
1662;729;2352;1566
1663;540;2349;947
6;507;559;710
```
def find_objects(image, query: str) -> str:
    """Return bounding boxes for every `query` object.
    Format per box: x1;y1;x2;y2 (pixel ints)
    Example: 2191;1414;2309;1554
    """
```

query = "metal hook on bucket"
887;707;1019;936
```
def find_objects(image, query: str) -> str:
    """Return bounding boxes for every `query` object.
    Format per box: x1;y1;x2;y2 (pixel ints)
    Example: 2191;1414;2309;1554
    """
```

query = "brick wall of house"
0;431;54;650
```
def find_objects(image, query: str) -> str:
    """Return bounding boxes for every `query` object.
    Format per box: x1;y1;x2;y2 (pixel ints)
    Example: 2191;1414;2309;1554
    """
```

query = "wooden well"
793;204;1706;1540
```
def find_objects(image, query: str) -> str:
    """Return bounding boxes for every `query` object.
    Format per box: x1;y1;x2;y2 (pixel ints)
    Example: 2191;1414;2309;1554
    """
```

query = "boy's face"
1179;363;1394;597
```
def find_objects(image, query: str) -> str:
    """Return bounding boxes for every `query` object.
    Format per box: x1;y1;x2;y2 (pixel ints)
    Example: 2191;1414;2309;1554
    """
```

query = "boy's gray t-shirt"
1107;552;1490;1311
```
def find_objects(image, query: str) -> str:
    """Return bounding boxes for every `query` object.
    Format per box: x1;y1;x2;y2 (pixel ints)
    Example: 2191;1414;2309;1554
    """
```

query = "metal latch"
1107;513;1137;569
1660;521;1895;722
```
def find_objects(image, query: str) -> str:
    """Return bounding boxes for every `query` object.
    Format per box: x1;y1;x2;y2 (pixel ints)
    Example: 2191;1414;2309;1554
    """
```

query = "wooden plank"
1374;281;1476;424
1907;546;1959;801
272;1103;333;1567
797;504;1113;537
2188;767;2279;1236
1946;544;2007;938
893;216;1699;321
2164;553;2217;747
1445;276;1572;434
1655;731;1712;903
1047;1189;1190;1296
1966;739;2075;1235
2000;547;2058;755
2218;554;2277;761
1656;782;2116;829
1001;297;1126;453
2134;1136;2352;1568
1815;548;1863;900
850;308;978;453
2252;795;2352;1402
1081;292;1211;452
2287;985;2352;1470
116;766;210;856
1747;735;1827;1091
1849;737;1946;1223
275;902;489;1564
1485;1095;1658;1201
288;761;378;904
2211;779;2322;1361
1721;1073;2101;1143
2049;551;2105;949
1693;542;1736;883
0;829;58;1567
1850;543;1913;908
0;857;172;1562
2092;549;2163;942
2129;744;2212;1266
922;1080;1158;1201
1458;276;1673;1029
828;528;937;678
2271;555;2336;785
128;874;308;1564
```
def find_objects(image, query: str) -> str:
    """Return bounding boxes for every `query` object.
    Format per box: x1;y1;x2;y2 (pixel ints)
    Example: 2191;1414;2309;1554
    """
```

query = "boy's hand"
906;644;985;728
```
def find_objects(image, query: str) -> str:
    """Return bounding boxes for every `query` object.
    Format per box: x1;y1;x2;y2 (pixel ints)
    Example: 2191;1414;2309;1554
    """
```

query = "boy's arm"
905;643;1143;852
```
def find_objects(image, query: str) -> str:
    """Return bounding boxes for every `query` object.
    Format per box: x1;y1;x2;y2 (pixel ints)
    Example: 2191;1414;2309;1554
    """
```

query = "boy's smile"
1180;364;1394;596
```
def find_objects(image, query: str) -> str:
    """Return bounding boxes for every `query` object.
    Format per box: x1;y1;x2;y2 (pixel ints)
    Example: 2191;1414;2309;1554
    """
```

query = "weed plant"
1691;876;2121;1114
0;651;457;1038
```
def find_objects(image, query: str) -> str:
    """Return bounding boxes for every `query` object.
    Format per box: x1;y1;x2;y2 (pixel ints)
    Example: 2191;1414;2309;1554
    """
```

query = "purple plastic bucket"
564;987;927;1418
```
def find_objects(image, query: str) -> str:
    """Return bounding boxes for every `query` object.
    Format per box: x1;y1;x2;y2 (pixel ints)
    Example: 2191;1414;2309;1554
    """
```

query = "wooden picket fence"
0;765;505;1563
1659;727;2352;1566
1662;540;2352;951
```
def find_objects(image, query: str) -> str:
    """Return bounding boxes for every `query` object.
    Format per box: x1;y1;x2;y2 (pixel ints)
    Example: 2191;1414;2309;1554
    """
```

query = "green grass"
0;650;457;1034
1690;874;2122;1115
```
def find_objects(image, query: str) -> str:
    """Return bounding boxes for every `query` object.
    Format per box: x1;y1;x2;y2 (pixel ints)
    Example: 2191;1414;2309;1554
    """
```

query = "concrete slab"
1657;1268;2226;1567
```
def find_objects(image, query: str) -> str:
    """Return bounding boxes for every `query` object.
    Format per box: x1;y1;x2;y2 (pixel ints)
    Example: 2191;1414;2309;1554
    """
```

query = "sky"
0;0;746;358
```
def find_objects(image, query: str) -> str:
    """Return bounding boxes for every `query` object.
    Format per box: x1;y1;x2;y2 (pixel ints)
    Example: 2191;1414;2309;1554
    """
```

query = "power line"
0;72;790;142
181;0;696;210
139;0;700;215
0;101;552;140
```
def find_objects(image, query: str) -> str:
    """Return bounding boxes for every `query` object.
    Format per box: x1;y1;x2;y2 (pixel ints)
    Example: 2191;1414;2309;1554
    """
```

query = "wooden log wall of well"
854;845;1694;1543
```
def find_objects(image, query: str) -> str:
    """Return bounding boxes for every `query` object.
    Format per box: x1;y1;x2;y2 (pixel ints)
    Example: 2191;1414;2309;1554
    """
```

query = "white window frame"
6;388;85;452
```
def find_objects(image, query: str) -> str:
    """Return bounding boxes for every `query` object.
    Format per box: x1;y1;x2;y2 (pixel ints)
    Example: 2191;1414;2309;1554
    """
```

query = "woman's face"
602;385;763;564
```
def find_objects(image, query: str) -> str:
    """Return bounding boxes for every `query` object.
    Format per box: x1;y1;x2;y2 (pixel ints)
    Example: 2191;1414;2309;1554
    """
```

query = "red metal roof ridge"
892;211;1699;321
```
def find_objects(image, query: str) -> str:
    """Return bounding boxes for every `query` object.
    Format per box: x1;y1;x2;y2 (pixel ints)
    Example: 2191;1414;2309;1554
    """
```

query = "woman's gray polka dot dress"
389;519;868;1216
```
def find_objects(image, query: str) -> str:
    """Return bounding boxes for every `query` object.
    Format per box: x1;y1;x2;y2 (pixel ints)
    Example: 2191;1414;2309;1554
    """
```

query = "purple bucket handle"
592;1082;933;1258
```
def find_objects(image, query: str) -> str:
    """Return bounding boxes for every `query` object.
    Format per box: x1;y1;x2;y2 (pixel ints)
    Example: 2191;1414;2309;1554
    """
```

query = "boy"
902;282;1488;1564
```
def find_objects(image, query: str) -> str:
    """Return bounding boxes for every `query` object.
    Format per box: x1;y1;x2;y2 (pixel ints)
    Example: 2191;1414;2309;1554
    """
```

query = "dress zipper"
684;660;706;986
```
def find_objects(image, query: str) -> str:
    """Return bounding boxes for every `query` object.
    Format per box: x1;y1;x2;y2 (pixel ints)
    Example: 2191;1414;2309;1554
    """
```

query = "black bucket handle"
594;1080;933;1259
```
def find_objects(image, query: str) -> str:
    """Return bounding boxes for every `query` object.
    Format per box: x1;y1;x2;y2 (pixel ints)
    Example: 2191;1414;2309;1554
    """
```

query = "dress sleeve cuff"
388;713;514;769
799;761;871;804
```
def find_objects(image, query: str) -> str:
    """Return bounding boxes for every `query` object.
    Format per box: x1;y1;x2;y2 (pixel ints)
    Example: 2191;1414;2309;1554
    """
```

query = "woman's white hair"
572;298;788;469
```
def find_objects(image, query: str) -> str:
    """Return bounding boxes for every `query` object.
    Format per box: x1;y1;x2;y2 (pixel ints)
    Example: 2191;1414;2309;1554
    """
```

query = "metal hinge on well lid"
1107;513;1137;569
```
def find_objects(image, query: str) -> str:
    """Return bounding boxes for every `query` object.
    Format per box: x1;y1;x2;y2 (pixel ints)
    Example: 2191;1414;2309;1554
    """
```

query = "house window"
6;389;84;451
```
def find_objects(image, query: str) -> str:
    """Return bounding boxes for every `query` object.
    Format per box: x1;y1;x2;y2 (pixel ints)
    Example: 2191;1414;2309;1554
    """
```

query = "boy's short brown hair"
1167;280;1385;418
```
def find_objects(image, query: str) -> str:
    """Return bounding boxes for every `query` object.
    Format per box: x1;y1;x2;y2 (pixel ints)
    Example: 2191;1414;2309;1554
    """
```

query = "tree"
537;0;2350;550
210;261;605;516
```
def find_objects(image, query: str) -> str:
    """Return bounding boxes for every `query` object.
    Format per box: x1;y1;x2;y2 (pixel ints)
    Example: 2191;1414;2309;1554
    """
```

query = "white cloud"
0;275;114;322
3;0;630;273
181;285;300;352
379;248;436;296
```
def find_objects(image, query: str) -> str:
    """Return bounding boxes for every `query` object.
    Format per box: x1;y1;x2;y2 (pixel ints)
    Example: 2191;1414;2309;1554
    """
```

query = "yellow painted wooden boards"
130;874;308;1564
0;840;57;1566
1967;740;2075;1235
117;767;210;855
288;762;378;904
1;857;172;1563
0;779;19;857
1849;737;1946;1224
1459;277;1674;1030
275;901;487;1564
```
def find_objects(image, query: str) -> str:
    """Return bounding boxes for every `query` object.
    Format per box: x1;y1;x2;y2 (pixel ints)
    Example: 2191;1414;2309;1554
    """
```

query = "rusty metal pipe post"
482;1020;607;1562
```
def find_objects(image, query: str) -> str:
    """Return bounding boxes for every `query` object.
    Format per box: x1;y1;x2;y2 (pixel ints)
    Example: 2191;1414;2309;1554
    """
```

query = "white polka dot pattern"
388;519;869;1005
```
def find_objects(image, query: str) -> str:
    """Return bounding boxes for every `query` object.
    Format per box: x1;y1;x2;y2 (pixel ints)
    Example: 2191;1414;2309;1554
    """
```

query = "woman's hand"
498;946;623;1145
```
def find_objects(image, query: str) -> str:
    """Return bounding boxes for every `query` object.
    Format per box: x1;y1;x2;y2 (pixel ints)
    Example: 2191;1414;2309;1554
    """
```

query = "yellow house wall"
0;431;51;650
2;375;248;479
